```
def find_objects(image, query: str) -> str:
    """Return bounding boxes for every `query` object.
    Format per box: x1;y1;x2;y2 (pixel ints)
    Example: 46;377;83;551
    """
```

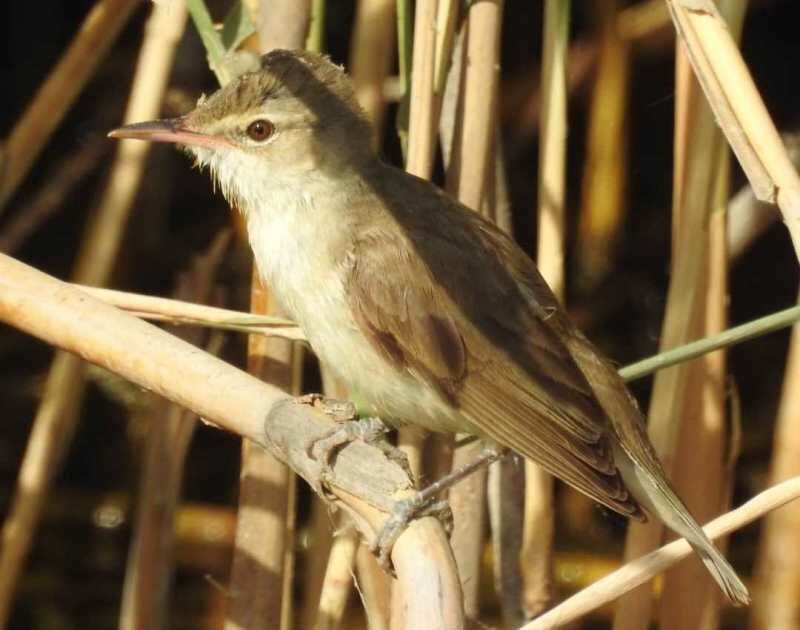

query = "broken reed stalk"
526;476;800;629
0;3;187;626
0;0;139;211
224;4;312;629
0;252;465;630
665;0;800;263
750;309;800;629
520;0;570;620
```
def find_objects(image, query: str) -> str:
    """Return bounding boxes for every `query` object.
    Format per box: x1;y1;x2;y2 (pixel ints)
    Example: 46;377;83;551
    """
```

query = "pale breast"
242;182;466;434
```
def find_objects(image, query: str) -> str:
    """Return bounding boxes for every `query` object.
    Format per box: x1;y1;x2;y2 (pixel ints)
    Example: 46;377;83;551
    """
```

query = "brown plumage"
108;49;750;606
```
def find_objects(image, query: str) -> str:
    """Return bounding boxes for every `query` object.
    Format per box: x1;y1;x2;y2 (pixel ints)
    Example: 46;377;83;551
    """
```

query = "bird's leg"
372;443;509;570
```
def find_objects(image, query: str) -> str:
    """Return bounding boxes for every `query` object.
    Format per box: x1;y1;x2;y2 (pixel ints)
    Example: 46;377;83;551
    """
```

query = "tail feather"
689;536;750;606
614;443;750;605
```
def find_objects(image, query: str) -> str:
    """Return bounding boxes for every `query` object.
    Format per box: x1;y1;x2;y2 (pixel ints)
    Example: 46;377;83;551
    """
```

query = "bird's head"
109;49;375;210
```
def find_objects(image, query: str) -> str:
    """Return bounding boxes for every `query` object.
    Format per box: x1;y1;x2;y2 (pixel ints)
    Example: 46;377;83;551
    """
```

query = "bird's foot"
371;494;454;571
370;443;507;571
306;411;412;481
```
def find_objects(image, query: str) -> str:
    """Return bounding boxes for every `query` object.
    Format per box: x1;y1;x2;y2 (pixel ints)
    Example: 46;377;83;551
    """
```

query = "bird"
109;49;749;606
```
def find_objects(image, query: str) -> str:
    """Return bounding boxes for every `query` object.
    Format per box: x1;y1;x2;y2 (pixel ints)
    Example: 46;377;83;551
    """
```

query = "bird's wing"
345;203;643;519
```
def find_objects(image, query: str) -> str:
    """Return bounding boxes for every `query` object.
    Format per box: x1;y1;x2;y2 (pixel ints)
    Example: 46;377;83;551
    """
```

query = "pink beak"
107;118;231;150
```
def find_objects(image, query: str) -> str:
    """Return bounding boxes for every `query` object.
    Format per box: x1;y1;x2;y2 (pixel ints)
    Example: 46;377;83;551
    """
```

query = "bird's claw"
371;495;454;572
307;415;395;472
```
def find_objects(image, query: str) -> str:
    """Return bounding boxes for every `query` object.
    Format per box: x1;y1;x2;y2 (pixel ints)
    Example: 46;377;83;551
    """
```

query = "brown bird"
109;49;749;605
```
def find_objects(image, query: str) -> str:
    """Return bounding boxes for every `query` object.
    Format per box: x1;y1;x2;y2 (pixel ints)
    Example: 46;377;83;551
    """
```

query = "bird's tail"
614;445;750;606
686;530;750;606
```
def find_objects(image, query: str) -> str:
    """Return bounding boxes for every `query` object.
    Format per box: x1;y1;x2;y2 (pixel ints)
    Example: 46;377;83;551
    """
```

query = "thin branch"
620;305;800;381
525;476;800;629
75;284;303;339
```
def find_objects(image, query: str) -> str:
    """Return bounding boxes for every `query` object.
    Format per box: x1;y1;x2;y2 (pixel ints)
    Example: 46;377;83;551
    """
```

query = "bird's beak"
107;118;231;149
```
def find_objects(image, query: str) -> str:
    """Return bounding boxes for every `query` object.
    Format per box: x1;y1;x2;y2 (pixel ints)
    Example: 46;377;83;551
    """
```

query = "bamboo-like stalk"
356;546;391;630
256;0;311;52
485;126;523;627
619;304;800;380
659;8;746;628
446;0;502;212
225;4;311;629
313;529;359;630
439;2;504;619
348;1;396;614
0;0;139;211
349;0;396;144
300;499;337;630
750;310;800;629
225;279;298;630
665;0;800;262
576;0;629;292
119;231;229;630
659;65;728;630
617;0;670;41
520;1;570;620
391;2;443;622
0;251;465;630
526;476;800;629
613;29;724;630
404;0;438;179
487;456;525;628
0;3;186;625
304;370;357;630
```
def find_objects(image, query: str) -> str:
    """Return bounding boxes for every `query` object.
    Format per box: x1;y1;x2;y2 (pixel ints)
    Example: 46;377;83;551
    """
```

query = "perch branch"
0;252;464;630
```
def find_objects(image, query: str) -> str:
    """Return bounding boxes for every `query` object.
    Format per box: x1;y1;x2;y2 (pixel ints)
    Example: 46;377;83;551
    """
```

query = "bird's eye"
246;119;274;142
